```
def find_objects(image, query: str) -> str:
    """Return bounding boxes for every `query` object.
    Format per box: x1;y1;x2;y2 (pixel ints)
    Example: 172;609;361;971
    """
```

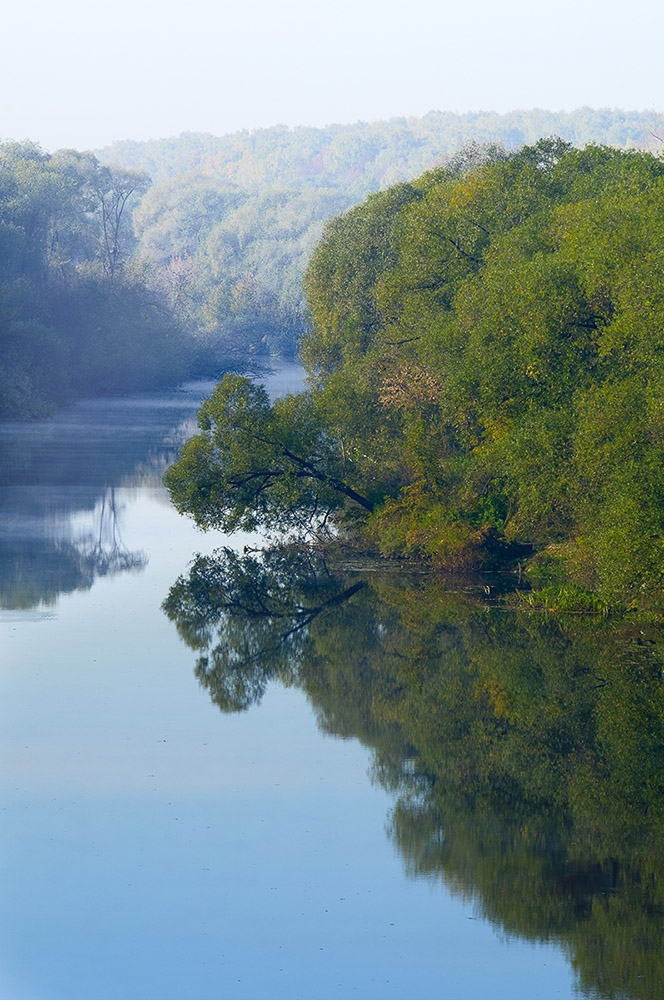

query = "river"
1;363;662;1000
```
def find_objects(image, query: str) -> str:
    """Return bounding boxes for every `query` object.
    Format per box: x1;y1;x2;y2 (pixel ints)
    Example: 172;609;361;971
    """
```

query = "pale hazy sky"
2;0;662;152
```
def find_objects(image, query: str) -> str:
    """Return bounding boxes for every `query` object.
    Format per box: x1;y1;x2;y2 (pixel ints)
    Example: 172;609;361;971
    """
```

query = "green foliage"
367;481;486;566
301;183;420;378
162;139;664;608
163;545;366;712
517;584;610;614
163;373;374;534
296;140;664;608
100;111;664;187
99;110;664;362
133;178;352;357
149;135;664;610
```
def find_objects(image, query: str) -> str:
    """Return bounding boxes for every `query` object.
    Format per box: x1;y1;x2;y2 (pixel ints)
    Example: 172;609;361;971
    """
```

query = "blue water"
0;365;578;1000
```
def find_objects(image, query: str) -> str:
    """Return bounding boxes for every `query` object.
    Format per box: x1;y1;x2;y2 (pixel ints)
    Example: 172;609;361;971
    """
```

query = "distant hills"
94;109;664;361
4;111;661;421
99;108;664;190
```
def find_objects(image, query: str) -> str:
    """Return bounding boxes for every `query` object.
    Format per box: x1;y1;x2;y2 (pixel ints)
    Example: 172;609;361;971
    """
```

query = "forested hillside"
131;180;350;356
165;140;664;609
101;109;664;187
0;142;189;417
100;108;664;361
5;111;663;419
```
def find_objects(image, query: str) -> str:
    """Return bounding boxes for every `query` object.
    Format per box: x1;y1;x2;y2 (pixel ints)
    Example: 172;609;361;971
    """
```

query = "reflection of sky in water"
0;378;226;610
0;486;575;1000
0;365;308;611
0;364;577;1000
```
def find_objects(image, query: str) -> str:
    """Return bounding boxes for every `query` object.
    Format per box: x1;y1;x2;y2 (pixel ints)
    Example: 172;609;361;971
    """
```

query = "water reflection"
163;545;367;711
0;383;215;609
165;546;664;1000
0;487;146;609
0;367;301;611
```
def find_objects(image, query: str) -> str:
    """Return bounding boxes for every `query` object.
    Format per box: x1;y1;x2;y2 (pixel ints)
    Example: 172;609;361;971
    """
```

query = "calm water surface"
1;364;660;999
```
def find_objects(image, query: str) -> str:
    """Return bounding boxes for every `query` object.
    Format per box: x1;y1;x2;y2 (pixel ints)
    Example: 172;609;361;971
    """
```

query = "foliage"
516;583;610;614
165;138;664;607
163;373;375;534
301;182;420;377
0;141;187;417
133;179;351;358
366;481;486;566
163;545;366;711
295;140;664;608
101;110;664;187
99;109;664;362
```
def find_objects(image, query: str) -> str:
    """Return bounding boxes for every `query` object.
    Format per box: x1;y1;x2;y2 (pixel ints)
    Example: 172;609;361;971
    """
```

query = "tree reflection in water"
164;545;664;1000
77;488;146;578
163;545;367;712
0;487;146;609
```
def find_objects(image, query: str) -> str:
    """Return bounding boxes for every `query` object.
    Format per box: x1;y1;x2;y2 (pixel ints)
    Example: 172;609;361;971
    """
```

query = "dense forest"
3;109;663;418
99;108;664;364
100;109;664;186
0;142;194;418
165;139;664;610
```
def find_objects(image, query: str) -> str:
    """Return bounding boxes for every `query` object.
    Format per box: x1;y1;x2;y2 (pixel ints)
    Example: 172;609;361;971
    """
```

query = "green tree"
162;140;664;607
0;141;187;418
163;373;375;534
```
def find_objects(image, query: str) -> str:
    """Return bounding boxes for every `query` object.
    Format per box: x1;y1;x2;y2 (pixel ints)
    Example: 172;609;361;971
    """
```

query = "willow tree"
163;373;375;535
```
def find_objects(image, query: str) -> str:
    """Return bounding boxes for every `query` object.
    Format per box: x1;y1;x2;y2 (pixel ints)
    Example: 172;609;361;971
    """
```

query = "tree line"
6;109;664;424
165;140;664;610
0;141;191;417
101;108;664;366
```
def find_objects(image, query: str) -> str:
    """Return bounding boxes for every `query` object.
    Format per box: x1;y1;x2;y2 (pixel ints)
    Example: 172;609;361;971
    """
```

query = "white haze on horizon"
1;0;662;153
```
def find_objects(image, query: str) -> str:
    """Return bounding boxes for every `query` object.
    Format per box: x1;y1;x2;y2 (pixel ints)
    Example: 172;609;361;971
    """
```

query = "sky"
2;0;663;152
